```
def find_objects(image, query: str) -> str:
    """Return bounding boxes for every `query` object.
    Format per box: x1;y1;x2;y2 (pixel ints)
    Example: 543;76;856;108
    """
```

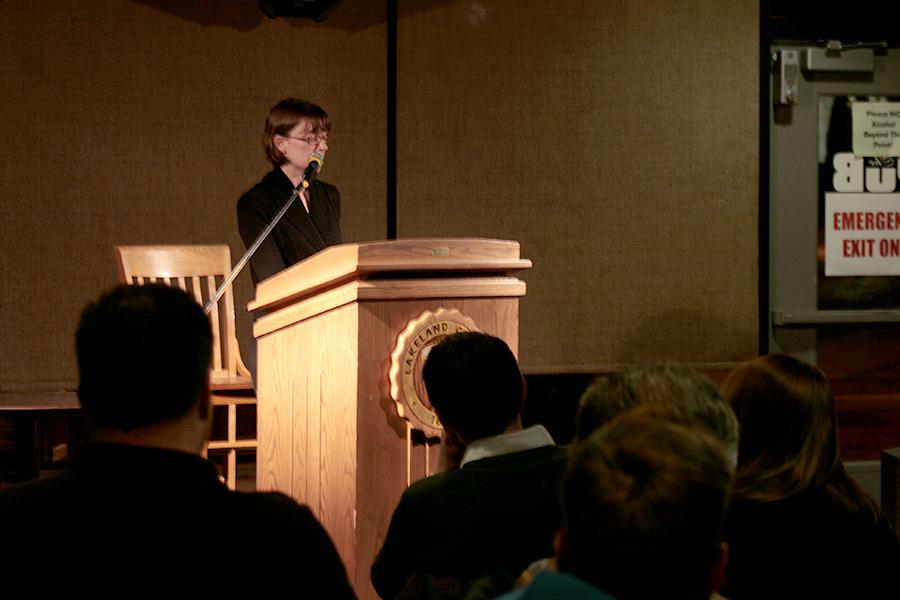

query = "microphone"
210;154;323;313
300;152;324;189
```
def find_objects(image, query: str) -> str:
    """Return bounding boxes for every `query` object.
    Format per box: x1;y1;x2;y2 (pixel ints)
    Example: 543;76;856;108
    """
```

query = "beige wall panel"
396;0;759;371
0;0;387;391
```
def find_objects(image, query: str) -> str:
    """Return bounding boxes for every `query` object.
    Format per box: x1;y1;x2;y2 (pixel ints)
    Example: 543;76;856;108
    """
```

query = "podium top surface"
249;238;531;313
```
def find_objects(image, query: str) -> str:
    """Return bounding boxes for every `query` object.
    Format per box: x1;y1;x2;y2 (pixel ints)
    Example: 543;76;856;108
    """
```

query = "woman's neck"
280;163;304;188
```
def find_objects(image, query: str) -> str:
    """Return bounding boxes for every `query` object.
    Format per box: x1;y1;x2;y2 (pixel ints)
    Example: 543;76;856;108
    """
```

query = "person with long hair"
720;353;899;599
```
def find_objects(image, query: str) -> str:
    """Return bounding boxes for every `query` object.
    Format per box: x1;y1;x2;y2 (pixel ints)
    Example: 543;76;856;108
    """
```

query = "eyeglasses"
286;135;328;146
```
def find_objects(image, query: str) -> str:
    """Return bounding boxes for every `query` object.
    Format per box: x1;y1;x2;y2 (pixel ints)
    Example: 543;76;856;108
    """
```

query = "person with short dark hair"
75;283;214;432
500;407;732;600
575;365;739;466
0;284;357;595
371;332;568;599
237;97;341;285
422;332;525;443
720;353;900;599
511;364;737;593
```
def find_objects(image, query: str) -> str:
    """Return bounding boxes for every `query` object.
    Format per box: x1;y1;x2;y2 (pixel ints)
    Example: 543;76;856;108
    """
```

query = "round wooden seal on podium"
389;308;479;437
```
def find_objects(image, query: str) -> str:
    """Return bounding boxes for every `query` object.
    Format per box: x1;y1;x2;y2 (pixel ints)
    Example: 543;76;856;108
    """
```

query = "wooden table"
0;392;81;483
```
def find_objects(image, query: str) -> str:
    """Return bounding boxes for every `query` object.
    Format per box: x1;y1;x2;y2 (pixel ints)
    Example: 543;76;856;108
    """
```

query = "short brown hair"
562;407;732;600
575;365;739;466
263;98;330;166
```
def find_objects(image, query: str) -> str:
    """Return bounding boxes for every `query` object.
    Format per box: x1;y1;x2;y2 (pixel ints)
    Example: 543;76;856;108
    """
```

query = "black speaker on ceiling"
258;0;345;22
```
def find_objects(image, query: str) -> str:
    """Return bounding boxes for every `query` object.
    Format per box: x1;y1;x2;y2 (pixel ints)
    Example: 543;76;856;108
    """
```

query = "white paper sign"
825;192;900;275
852;101;900;157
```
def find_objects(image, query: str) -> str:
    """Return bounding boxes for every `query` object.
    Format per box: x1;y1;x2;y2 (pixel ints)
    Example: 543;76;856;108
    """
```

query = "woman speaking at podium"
237;98;342;285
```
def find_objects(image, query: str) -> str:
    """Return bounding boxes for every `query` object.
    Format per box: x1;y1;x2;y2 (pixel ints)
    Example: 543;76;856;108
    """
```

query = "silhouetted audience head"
575;365;739;466
423;332;523;442
721;353;878;517
76;284;212;432
561;407;732;600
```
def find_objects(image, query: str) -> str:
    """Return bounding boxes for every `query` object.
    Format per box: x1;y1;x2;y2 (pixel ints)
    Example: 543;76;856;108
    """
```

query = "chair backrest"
114;245;249;382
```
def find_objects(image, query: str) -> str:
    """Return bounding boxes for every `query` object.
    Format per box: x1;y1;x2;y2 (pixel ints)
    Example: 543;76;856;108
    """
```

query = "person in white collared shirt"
371;332;568;600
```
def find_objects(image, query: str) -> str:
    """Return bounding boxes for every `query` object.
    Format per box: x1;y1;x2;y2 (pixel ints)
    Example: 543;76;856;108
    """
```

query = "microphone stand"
204;165;318;315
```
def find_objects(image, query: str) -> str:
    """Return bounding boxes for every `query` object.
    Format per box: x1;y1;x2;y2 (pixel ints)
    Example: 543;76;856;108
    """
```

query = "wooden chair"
114;245;256;490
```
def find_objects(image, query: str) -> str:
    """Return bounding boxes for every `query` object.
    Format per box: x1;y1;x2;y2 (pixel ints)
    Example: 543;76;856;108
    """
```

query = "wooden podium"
248;238;531;598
